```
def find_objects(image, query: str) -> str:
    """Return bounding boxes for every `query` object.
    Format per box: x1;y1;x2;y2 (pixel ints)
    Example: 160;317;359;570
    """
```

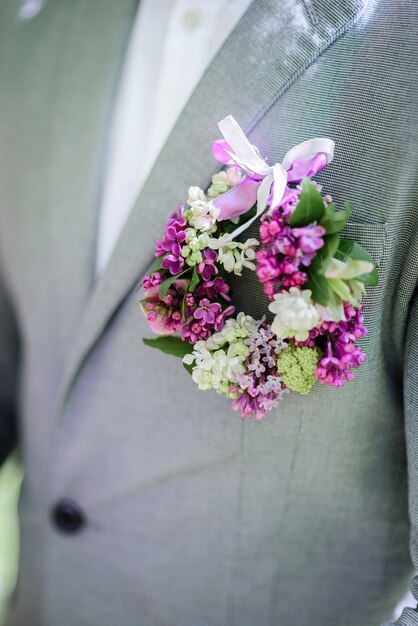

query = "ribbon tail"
281;137;335;171
212;178;259;220
286;153;329;182
269;163;287;212
256;174;273;213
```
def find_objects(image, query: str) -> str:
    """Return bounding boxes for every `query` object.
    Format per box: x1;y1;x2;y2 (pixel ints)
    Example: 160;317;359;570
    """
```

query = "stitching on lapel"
248;3;368;136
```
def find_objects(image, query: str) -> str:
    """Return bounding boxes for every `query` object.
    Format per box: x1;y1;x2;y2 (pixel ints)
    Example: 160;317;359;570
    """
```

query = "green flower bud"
207;173;230;198
183;209;193;223
276;344;320;395
228;340;249;358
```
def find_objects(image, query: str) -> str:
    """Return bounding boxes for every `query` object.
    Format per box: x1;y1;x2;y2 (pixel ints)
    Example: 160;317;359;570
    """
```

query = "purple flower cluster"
231;319;287;420
140;275;234;342
155;207;187;275
197;249;218;281
181;279;234;343
256;210;325;299
277;186;301;218
154;208;220;280
297;303;367;387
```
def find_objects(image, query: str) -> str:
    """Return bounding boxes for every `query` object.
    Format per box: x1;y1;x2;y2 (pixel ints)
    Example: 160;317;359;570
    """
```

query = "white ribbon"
218;115;335;239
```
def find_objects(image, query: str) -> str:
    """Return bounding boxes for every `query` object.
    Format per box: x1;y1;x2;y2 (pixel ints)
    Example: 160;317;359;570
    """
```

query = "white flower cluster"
268;287;320;341
183;313;257;394
208;233;259;276
185;186;220;232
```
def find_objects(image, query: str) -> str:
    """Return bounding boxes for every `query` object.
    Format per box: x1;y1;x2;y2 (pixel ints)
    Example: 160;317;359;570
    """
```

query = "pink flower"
156;225;186;257
142;273;163;289
140;280;190;335
256;211;325;299
197;248;218;280
214;305;235;331
292;224;326;255
161;254;185;275
296;304;367;387
195;277;231;301
194;299;222;324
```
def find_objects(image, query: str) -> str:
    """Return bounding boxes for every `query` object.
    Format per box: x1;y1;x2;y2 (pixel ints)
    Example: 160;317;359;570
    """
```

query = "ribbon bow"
212;115;335;238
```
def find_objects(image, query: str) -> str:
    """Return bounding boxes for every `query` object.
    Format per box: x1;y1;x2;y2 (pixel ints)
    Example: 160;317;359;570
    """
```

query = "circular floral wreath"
140;116;378;420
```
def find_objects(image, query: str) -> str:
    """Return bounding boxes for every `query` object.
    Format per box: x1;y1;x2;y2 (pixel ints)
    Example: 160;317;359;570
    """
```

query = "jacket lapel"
58;0;370;407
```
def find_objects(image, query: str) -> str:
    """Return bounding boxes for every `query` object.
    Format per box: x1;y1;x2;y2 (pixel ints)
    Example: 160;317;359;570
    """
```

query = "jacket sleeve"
0;268;19;464
382;288;418;626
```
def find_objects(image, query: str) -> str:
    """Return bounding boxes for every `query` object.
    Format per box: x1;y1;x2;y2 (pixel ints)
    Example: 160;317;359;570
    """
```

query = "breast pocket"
340;221;388;270
340;221;389;319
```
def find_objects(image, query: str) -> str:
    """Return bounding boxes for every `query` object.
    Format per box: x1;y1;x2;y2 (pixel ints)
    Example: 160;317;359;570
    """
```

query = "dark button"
52;499;86;534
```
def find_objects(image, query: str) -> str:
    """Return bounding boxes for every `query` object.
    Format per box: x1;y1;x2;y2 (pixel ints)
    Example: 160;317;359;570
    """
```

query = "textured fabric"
96;0;252;275
0;0;418;625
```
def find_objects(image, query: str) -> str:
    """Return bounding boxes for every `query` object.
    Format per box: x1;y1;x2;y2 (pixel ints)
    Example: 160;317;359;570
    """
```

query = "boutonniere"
140;116;378;420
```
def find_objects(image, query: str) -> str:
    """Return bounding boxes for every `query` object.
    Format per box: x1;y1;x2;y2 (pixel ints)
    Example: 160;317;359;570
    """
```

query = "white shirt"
96;0;252;275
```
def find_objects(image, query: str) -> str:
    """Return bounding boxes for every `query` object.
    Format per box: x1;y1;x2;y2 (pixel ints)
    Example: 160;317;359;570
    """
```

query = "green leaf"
305;231;341;306
319;202;352;235
189;266;200;293
334;239;354;262
319;233;340;270
289;179;325;227
358;267;378;286
148;255;164;273
304;233;339;306
181;295;187;320
335;239;378;286
158;268;191;300
143;336;194;376
305;271;330;306
143;336;193;360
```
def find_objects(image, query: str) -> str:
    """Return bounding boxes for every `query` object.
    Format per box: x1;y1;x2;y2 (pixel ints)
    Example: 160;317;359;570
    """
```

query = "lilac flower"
256;211;325;299
161;254;185;275
197;248;218;281
185;293;195;307
231;318;288;420
156;225;187;256
297;303;367;387
194;299;222;324
278;186;301;217
154;206;188;275
181;321;211;344
214;305;235;331
142;272;163;290
165;206;187;230
292;224;326;256
181;298;234;344
195;277;231;301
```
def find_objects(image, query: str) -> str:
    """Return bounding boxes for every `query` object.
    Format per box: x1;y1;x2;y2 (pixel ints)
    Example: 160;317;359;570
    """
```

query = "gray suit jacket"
1;0;418;625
